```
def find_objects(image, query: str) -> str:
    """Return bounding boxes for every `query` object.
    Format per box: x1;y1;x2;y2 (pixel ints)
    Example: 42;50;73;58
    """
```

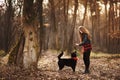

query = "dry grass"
91;52;120;59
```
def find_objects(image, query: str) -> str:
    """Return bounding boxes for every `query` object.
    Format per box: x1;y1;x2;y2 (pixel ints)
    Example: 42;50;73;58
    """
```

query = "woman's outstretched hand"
75;43;79;46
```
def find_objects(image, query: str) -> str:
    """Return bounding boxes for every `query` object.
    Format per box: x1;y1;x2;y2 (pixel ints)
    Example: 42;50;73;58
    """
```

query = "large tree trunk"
22;0;40;68
23;26;38;68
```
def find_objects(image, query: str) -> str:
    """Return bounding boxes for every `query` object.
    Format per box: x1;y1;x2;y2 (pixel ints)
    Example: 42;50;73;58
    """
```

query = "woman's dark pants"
83;49;91;72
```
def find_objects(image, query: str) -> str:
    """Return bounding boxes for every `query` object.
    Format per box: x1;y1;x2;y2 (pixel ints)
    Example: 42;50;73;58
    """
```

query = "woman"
76;26;92;74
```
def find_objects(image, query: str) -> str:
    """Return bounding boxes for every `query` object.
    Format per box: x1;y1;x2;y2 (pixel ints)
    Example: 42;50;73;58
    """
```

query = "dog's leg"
59;65;64;70
72;66;76;72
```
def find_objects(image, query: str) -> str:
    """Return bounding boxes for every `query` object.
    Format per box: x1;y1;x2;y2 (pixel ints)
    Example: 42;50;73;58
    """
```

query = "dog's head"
71;51;77;58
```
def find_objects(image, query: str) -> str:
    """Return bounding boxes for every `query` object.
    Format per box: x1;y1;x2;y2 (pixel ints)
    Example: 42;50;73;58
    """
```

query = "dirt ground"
0;50;120;80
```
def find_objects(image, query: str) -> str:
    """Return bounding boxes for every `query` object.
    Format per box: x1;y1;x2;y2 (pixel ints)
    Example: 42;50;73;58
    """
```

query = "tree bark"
82;0;88;26
37;0;44;57
22;0;40;68
68;0;78;53
49;0;58;49
8;32;25;67
62;0;69;51
4;0;13;52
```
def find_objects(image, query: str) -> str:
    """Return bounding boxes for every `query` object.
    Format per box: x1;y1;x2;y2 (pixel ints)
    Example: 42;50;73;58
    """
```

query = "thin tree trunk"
82;0;88;26
68;0;78;53
37;0;44;56
108;0;113;53
94;0;100;47
62;0;69;51
89;1;94;44
49;0;58;49
4;0;13;53
16;32;25;67
104;1;108;50
8;32;25;66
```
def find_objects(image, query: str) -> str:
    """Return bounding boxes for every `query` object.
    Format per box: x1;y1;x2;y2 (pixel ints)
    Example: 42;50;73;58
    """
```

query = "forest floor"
0;50;120;80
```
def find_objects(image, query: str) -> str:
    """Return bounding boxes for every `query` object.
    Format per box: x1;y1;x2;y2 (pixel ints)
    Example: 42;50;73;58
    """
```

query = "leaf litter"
0;50;120;80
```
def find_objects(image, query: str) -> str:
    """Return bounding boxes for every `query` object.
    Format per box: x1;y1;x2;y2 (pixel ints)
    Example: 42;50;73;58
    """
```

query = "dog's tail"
58;51;63;60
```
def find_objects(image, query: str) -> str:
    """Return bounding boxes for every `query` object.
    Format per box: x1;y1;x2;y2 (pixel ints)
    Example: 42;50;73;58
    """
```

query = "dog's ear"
72;51;77;57
72;51;76;54
74;51;77;53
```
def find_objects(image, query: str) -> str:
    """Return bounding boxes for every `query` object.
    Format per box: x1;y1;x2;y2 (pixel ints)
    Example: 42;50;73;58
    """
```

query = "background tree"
68;0;78;53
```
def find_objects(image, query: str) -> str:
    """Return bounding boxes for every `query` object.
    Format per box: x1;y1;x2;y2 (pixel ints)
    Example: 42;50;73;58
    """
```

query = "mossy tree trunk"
22;0;39;68
8;32;25;67
8;0;43;68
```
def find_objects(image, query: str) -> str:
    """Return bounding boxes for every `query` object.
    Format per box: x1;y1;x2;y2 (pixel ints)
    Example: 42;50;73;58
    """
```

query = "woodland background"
0;0;120;79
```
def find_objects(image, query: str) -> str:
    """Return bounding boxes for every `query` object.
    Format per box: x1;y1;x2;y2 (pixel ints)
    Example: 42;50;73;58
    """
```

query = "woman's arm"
79;34;88;46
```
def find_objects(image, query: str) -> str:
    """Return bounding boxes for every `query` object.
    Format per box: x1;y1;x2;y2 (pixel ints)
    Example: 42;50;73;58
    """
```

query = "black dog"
58;51;78;72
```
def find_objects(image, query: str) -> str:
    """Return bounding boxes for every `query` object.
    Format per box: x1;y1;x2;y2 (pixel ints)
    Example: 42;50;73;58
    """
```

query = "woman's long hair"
79;26;91;40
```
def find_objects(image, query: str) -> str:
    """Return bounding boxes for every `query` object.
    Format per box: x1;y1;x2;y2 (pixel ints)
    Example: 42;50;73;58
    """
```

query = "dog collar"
72;57;78;61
